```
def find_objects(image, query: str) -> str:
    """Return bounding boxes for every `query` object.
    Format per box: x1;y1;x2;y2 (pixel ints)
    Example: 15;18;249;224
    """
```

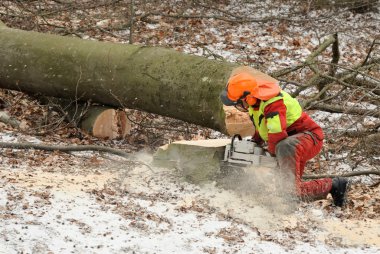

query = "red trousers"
275;130;332;200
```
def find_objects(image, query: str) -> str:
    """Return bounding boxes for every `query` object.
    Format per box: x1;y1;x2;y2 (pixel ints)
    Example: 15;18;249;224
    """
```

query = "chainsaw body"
223;134;277;168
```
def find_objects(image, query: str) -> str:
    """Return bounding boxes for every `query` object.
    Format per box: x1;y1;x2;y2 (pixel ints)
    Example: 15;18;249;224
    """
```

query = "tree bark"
0;22;242;133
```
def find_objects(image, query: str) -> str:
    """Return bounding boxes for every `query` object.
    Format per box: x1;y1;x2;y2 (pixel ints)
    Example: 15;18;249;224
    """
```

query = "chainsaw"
222;134;278;170
152;134;278;183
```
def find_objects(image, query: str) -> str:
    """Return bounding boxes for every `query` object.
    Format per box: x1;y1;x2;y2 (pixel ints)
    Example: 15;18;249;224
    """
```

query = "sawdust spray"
119;151;300;230
217;164;299;215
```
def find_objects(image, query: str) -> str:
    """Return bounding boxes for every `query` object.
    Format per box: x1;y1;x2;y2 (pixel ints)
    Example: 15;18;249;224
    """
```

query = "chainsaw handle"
230;134;242;157
232;134;242;142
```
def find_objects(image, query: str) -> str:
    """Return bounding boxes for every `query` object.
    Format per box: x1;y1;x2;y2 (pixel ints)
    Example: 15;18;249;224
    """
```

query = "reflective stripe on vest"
248;91;302;141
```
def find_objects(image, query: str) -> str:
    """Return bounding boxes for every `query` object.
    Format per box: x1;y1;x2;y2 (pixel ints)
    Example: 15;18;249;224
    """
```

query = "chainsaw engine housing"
223;135;277;168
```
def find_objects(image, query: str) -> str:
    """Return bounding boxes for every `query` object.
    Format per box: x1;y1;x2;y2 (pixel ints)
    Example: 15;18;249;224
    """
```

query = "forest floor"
0;0;379;253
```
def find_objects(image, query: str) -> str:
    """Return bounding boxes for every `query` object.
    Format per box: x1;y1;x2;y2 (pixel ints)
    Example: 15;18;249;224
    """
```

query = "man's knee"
276;137;300;157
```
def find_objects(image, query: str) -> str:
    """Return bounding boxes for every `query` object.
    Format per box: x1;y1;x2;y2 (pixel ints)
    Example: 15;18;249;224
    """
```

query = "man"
220;67;348;207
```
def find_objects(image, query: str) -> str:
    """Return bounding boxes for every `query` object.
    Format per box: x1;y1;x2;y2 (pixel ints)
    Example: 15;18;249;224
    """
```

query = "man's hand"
262;145;276;157
252;131;264;146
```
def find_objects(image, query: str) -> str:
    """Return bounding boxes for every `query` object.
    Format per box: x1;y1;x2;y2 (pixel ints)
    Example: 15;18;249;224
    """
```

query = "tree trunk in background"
0;22;242;134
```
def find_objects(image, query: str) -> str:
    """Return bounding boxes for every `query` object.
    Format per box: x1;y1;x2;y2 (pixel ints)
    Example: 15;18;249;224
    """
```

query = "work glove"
251;131;264;146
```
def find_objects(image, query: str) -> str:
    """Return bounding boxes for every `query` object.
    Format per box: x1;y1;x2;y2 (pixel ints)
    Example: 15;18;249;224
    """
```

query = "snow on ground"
0;1;379;253
1;153;379;254
1;130;379;253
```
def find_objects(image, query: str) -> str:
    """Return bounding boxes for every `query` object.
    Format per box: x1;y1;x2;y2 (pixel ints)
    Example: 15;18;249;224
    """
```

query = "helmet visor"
234;100;249;112
220;90;237;106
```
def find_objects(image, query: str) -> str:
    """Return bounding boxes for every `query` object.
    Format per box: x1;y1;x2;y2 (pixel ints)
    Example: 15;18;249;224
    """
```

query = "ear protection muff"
245;95;257;106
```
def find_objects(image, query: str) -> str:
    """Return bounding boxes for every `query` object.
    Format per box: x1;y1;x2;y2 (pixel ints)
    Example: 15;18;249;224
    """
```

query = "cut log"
223;106;254;137
153;139;230;183
80;107;131;139
0;22;275;136
41;97;131;139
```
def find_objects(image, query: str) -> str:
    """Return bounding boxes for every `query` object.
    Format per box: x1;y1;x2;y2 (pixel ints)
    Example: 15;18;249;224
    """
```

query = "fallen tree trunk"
0;21;241;133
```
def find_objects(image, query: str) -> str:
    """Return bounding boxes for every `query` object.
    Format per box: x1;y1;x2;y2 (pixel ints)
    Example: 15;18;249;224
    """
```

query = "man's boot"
330;177;348;207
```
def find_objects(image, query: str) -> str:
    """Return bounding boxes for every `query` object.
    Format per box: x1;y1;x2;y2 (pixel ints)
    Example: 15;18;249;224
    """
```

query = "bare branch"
328;33;340;77
129;0;135;44
270;35;336;78
0;141;131;158
362;38;378;65
303;170;380;180
309;103;380;118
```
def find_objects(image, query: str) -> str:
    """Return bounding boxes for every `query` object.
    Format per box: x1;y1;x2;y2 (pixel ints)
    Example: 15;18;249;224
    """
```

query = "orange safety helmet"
220;69;281;106
220;72;258;106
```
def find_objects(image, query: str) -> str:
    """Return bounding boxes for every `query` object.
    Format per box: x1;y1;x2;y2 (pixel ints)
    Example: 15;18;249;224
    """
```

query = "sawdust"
128;154;298;231
202;166;380;248
0;165;118;193
1;152;379;252
136;157;379;249
177;168;380;249
199;182;298;231
217;164;298;216
318;218;380;247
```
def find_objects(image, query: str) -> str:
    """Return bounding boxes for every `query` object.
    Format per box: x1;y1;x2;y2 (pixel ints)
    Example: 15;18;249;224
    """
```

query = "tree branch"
309;103;380;118
129;0;135;44
362;38;378;66
0;141;156;172
0;141;131;158
303;170;380;179
328;33;340;77
271;35;336;78
292;58;379;98
38;0;123;17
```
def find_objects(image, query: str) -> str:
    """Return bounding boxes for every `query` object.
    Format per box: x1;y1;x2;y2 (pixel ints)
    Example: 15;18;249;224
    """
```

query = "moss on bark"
0;24;239;133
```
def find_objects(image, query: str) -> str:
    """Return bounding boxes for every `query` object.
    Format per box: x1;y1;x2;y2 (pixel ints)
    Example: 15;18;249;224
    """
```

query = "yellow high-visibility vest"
248;91;302;141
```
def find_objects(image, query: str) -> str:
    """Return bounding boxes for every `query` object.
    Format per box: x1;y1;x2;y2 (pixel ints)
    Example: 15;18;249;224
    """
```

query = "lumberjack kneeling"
220;66;348;207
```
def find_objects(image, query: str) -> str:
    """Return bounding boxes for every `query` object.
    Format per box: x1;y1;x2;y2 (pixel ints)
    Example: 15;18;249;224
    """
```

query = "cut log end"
223;106;255;137
91;109;131;139
38;97;132;140
153;139;230;183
